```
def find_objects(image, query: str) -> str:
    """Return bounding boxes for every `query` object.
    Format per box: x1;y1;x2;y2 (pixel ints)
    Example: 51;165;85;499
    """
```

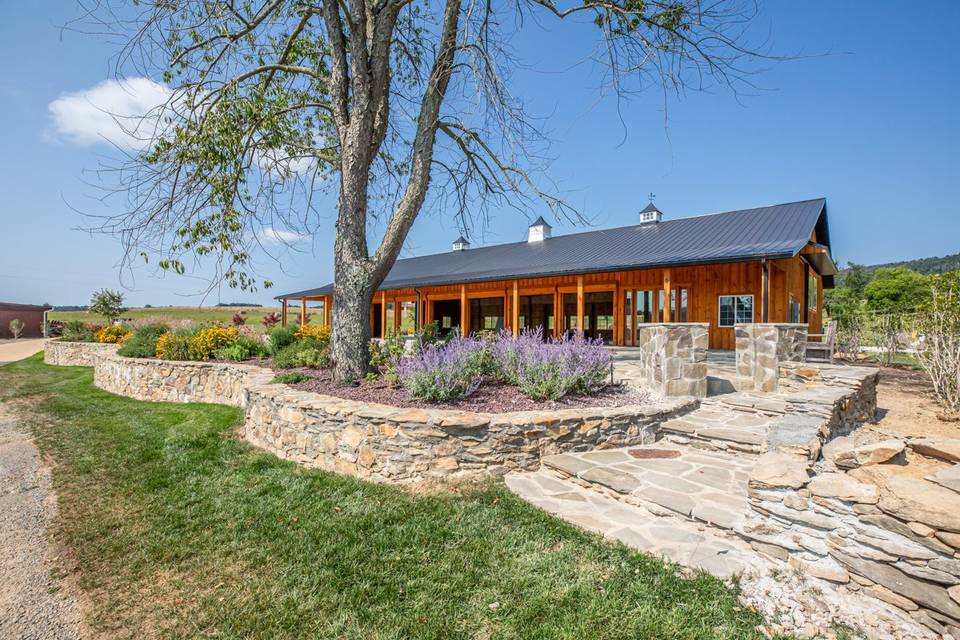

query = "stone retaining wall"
746;438;960;637
44;341;695;483
43;340;119;366
94;350;274;408
242;383;693;483
634;323;709;398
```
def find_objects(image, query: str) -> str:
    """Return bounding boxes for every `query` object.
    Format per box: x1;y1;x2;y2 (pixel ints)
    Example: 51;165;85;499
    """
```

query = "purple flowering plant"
397;326;610;402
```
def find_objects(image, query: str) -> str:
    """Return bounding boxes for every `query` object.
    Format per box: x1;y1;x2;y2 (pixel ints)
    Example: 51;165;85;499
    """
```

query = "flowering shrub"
190;326;239;360
232;312;246;327
510;331;610;401
396;328;610;403
95;325;132;344
396;335;489;401
156;332;194;361
294;323;330;345
262;311;281;328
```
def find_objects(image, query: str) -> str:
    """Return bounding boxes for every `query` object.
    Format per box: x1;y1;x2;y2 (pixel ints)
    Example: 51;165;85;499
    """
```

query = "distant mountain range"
839;252;960;276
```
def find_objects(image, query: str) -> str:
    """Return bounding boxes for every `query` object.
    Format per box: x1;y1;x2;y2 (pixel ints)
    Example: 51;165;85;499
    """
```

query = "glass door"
623;289;656;346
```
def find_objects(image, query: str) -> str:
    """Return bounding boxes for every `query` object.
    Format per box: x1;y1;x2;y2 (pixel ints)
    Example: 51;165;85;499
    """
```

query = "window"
384;302;395;336
718;295;753;328
470;297;504;332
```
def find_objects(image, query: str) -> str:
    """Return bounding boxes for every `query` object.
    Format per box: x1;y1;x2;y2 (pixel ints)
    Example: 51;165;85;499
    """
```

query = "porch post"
281;299;288;327
300;299;307;325
380;292;387;338
460;285;469;336
325;295;332;327
576;277;584;335
662;269;672;322
553;286;561;338
512;281;520;336
761;259;770;323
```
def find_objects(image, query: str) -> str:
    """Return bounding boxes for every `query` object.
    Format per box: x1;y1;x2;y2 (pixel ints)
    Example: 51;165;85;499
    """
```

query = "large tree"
81;0;772;380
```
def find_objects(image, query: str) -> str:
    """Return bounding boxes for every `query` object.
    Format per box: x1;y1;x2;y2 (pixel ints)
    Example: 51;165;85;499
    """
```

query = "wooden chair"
806;320;837;363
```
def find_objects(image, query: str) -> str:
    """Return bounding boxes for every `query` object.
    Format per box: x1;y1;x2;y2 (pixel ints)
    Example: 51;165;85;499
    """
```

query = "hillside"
840;252;960;277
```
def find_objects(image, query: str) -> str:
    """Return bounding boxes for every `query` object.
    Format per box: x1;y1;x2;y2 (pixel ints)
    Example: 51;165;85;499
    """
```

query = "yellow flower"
190;326;239;360
95;325;131;344
294;324;330;343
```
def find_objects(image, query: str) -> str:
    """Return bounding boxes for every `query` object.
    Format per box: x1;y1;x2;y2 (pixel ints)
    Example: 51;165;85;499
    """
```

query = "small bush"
9;318;25;339
232;312;246;327
155;333;195;361
95;325;132;344
214;335;268;362
268;326;297;353
273;339;330;369
61;320;98;342
370;334;406;378
117;323;169;358
271;372;310;384
190;325;239;360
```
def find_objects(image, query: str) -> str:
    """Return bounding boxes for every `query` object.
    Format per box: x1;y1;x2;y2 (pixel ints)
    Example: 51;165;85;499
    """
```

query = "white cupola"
639;201;662;225
452;235;470;251
527;216;552;242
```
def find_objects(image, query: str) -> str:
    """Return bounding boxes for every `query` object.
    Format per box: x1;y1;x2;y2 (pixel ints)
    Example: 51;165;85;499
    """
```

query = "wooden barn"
276;198;837;350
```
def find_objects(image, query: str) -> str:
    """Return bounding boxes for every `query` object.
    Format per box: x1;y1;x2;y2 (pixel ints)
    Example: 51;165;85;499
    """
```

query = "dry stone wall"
43;340;119;366
44;341;695;483
746;435;960;637
633;323;709;398
242;383;694;482
94;351;273;408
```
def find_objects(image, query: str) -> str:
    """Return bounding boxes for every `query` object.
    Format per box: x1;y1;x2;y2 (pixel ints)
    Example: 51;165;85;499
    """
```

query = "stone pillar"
635;323;709;398
735;323;808;392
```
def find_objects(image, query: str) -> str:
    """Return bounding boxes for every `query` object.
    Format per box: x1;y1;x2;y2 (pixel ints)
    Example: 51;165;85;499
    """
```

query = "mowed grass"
1;355;770;640
49;306;290;332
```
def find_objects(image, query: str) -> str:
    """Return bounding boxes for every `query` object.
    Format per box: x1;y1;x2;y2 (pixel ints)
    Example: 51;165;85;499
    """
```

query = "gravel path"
0;412;82;640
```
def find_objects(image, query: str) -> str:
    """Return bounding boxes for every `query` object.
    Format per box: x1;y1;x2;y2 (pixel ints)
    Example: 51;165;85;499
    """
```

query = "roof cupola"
452;235;471;251
527;216;552;242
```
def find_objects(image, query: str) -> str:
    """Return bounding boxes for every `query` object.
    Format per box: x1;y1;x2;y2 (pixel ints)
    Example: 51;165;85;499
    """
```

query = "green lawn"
1;355;770;639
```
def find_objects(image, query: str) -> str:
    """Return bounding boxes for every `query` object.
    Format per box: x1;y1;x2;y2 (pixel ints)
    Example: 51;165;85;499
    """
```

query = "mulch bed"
279;366;656;413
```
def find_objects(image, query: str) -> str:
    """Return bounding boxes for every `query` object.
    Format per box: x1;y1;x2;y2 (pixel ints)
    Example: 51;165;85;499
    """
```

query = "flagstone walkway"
505;465;759;578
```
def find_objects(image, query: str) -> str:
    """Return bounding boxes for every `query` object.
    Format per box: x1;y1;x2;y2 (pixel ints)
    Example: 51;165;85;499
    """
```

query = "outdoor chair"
806;320;837;363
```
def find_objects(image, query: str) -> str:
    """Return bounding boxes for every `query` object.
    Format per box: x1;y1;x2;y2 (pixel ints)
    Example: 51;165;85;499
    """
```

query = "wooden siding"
284;257;824;350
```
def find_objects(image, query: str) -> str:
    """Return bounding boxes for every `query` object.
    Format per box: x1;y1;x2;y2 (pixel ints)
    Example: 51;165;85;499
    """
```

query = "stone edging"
44;341;696;483
43;340;118;367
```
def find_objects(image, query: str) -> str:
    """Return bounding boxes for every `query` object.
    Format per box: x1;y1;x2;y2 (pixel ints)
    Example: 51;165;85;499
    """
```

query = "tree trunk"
331;261;375;382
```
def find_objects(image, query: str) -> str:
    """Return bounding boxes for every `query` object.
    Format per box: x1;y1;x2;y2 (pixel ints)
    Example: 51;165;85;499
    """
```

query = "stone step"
657;407;775;454
540;444;753;532
504;469;758;579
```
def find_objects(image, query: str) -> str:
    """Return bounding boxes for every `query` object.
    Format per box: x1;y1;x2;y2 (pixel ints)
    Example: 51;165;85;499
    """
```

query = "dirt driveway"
0;407;82;639
0;339;48;366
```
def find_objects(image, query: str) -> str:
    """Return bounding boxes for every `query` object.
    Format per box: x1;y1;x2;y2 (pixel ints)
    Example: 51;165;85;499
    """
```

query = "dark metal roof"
0;302;52;311
640;202;661;214
452;235;470;244
277;198;834;299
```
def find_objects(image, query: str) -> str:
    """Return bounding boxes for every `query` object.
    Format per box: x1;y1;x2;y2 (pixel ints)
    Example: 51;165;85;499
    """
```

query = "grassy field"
50;306;292;331
0;355;770;640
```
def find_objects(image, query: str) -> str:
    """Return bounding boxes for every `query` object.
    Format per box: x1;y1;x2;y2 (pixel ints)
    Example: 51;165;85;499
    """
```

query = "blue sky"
1;1;958;307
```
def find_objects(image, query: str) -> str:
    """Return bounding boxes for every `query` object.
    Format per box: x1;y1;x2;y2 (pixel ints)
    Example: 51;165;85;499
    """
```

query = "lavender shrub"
396;335;490;401
510;332;611;401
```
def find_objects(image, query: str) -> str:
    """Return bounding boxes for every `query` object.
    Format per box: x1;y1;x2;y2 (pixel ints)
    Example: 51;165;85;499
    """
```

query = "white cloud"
258;227;306;245
48;77;171;150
